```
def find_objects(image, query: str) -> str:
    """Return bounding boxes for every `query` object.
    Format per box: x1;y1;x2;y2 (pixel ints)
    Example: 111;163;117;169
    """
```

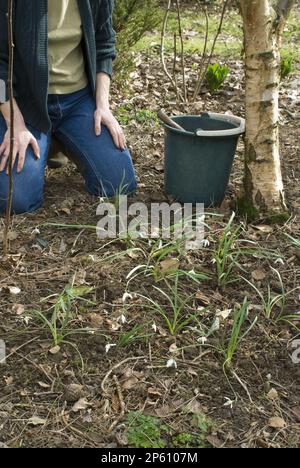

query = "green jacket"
0;0;116;132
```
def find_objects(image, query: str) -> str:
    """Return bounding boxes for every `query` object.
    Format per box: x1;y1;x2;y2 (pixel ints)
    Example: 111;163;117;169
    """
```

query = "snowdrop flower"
117;314;127;324
31;228;40;235
18;315;32;326
151;323;157;333
105;343;117;354
122;292;133;303
198;337;208;345
201;239;210;248
211;258;216;265
166;358;177;369
11;287;21;295
275;258;284;266
223;397;235;409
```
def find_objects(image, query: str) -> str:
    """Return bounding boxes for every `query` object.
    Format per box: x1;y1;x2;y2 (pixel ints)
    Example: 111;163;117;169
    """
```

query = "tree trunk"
238;0;294;218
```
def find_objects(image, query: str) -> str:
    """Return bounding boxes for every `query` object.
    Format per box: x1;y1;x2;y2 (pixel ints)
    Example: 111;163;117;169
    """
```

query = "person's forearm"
95;72;111;110
0;99;25;127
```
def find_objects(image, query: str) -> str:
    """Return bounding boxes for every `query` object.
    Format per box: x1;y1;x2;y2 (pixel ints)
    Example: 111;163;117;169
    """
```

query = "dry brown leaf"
147;387;163;397
267;388;279;401
71;398;88;413
268;416;286;429
28;416;47;426
206;435;223;448
252;225;274;234
88;313;104;328
195;291;211;306
38;381;51;389
158;258;180;275
49;345;61;355
11;304;25;316
251;269;266;281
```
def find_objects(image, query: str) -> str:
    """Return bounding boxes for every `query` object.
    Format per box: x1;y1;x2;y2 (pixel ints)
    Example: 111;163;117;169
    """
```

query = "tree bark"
238;0;294;217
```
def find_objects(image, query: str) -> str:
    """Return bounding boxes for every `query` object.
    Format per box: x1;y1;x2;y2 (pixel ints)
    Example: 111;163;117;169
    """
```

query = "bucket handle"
195;112;245;137
158;110;245;137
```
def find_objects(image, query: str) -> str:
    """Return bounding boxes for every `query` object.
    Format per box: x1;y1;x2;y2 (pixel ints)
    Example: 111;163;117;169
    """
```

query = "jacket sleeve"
95;0;116;77
0;0;9;103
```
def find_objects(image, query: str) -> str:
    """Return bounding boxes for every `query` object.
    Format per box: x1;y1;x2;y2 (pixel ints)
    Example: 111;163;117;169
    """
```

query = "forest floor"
0;4;300;449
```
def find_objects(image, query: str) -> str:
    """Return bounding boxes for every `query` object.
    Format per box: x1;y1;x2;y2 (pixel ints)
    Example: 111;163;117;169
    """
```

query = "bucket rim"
165;112;246;138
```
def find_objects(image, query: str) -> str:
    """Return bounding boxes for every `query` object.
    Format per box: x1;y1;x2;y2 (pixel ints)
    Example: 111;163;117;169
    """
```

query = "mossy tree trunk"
238;0;294;217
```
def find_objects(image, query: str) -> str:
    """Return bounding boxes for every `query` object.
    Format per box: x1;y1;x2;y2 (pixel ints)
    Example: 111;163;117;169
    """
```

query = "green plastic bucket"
164;112;245;206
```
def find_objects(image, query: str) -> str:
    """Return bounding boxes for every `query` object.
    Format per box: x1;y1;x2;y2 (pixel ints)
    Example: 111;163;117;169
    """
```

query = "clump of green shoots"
31;285;95;367
213;212;243;288
205;63;229;92
243;267;299;322
137;273;201;336
284;233;300;248
127;236;210;284
280;55;293;81
224;298;257;369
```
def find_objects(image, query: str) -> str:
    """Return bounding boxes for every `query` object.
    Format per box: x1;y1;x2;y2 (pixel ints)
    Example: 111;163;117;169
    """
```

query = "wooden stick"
157;110;186;132
3;0;14;257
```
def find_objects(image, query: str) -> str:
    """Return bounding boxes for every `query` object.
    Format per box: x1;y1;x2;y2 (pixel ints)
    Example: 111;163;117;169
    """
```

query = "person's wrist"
97;102;110;111
7;114;25;129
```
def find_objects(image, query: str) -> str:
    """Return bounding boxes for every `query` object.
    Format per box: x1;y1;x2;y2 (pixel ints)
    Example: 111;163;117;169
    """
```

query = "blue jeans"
0;86;137;214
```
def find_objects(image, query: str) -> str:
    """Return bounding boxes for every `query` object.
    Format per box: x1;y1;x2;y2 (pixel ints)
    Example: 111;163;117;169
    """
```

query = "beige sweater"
48;0;88;94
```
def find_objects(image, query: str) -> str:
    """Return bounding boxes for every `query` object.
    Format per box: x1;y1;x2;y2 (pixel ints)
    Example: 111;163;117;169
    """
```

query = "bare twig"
193;0;229;101
160;0;184;102
3;0;14;257
193;4;209;102
101;356;146;396
108;375;126;433
172;33;179;101
175;0;187;102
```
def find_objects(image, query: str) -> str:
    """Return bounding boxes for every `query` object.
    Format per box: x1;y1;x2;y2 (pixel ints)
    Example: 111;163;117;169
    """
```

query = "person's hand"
94;107;126;150
0;122;40;174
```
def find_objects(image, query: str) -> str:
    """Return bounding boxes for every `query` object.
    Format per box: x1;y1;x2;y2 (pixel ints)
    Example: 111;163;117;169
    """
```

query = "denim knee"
0;191;43;215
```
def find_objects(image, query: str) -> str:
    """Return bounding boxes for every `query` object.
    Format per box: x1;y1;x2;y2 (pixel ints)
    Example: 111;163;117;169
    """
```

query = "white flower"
201;239;210;248
151;323;157;333
198;337;208;345
275;258;284;265
223;397;235;409
211;258;216;265
31;228;40;235
105;343;117;354
18;315;32;325
122;293;133;303
117;314;127;324
166;358;177;369
9;286;21;295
